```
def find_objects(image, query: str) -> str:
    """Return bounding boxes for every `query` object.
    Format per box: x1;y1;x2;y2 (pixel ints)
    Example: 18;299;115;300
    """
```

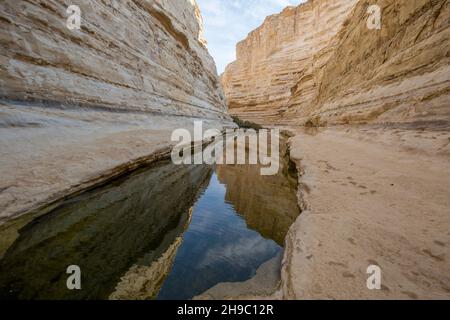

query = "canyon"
0;0;449;301
0;0;232;225
222;0;450;127
221;0;450;300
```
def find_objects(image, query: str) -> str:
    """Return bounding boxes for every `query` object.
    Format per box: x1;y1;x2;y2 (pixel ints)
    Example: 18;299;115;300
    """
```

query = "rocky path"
282;126;450;299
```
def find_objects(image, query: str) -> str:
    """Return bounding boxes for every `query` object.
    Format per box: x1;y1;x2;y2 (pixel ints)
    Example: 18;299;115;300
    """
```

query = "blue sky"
197;0;304;74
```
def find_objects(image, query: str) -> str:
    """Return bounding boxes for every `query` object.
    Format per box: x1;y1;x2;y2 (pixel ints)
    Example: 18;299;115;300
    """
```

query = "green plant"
231;116;263;130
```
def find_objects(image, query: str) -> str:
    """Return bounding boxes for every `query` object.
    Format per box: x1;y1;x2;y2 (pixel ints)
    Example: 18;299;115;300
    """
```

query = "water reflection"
0;161;212;300
156;174;281;300
216;144;298;246
0;138;299;300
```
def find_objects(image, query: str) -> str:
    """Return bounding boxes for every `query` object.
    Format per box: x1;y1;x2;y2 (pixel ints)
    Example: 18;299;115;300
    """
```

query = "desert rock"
0;0;232;223
222;0;450;126
221;0;359;124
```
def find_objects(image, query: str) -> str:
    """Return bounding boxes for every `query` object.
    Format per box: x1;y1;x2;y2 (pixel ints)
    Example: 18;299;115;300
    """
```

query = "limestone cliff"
0;0;227;118
222;0;450;126
284;0;450;125
0;0;230;223
222;0;358;124
216;140;299;246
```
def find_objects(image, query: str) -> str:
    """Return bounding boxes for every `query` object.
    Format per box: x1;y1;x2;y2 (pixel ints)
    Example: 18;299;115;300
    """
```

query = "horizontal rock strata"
0;0;232;223
222;0;450;126
221;0;358;124
283;0;450;126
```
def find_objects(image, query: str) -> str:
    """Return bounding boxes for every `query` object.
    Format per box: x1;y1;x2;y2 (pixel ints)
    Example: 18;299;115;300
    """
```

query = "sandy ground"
281;125;450;299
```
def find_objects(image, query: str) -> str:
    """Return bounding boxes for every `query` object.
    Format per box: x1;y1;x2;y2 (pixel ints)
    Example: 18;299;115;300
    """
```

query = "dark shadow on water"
0;161;212;299
0;139;299;300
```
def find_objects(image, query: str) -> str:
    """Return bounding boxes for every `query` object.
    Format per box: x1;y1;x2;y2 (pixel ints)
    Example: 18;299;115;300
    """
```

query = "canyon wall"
222;0;450;126
0;0;231;223
221;0;358;124
0;0;227;119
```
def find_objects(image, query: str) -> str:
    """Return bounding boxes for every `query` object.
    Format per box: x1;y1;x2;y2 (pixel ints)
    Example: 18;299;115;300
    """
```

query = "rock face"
0;0;227;118
222;0;450;126
284;127;450;299
0;0;231;223
221;0;358;124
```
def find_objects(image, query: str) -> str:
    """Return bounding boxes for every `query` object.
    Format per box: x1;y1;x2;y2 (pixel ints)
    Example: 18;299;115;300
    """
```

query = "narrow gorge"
0;0;449;301
0;0;232;223
222;0;450;299
223;0;449;127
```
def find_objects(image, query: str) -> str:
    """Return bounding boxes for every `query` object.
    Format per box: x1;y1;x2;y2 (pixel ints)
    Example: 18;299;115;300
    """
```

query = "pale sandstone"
283;0;450;125
0;0;232;223
217;0;450;300
222;0;450;126
215;147;299;246
0;162;213;299
196;253;283;300
282;126;450;299
222;0;358;124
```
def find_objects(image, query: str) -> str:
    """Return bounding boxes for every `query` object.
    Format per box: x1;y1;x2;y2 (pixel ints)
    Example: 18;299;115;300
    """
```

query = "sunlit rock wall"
0;0;231;223
221;0;358;124
0;162;212;299
284;0;450;125
0;0;228;118
223;0;450;126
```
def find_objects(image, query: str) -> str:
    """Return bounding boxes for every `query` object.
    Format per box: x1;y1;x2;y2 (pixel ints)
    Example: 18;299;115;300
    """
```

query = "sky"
197;0;304;74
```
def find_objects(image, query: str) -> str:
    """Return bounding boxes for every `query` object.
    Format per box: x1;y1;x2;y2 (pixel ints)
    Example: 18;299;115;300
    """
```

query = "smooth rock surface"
282;125;450;299
0;0;232;223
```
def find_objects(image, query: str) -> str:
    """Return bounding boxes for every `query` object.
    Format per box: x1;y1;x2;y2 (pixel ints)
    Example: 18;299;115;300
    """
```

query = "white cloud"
197;0;304;74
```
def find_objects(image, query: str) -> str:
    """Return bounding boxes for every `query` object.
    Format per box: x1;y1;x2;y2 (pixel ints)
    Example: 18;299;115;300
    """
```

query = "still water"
0;140;299;300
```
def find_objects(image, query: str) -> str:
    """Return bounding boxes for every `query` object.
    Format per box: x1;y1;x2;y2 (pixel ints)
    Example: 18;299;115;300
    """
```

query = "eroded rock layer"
0;0;227;118
284;0;450;125
223;0;450;126
221;0;358;124
0;0;231;222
